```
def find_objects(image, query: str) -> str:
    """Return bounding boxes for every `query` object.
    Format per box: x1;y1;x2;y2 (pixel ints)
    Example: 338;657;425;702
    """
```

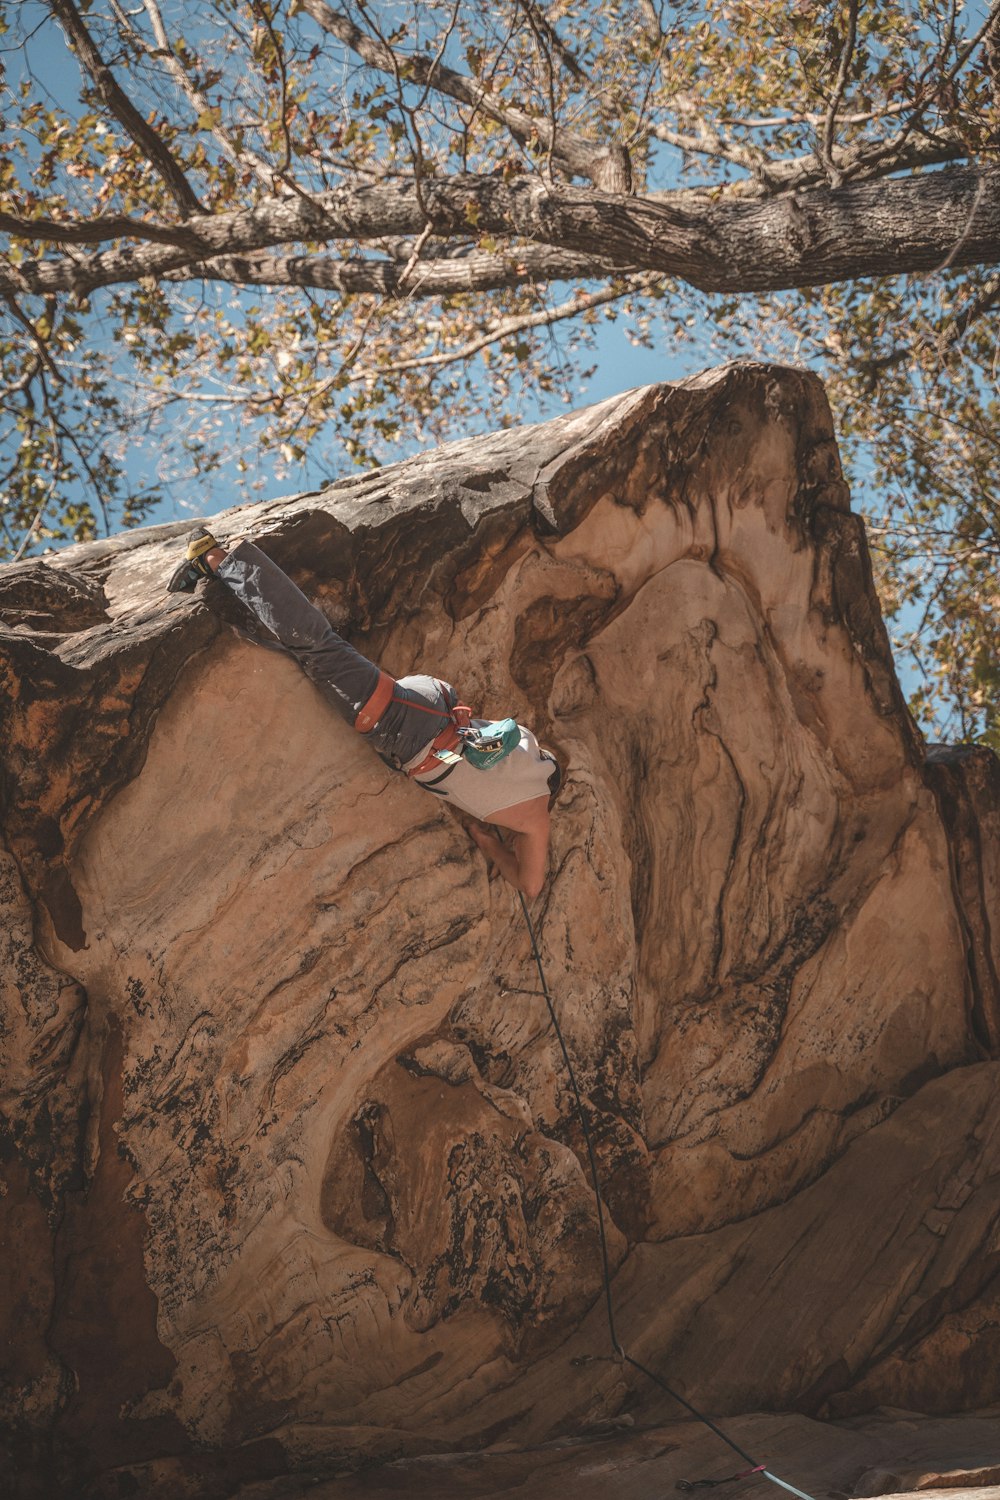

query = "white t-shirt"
410;722;555;820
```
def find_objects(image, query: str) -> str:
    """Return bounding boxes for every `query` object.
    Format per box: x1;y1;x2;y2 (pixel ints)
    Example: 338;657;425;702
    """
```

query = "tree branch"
159;272;663;402
138;0;276;189
251;0;294;180
651;117;778;189
938;271;1000;352
3;350;43;399
2;165;999;302
855;272;1000;388
516;1;587;84
987;8;1000;108
45;0;204;217
161;244;635;296
650;119;970;198
858;0;1000;173
820;0;860;188
1;297;63;384
514;0;560;183
637;0;665;42
339;273;662;380
297;0;607;183
0;209;196;248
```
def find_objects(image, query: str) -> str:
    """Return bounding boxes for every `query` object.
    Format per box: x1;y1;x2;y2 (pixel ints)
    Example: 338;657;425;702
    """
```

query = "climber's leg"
215;540;380;727
186;532;453;764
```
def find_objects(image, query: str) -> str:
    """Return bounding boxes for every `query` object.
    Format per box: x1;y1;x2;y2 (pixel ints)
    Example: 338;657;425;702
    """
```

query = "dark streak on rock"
925;745;1000;1057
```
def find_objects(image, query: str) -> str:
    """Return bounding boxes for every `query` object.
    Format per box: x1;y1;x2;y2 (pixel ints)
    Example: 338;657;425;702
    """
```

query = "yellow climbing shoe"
167;526;220;593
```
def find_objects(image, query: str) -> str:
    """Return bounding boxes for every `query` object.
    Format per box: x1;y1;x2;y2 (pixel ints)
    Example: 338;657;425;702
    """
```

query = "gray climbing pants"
217;540;453;767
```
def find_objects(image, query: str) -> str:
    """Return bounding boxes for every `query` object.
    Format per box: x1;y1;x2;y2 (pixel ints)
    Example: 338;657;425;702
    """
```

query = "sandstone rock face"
2;363;999;1500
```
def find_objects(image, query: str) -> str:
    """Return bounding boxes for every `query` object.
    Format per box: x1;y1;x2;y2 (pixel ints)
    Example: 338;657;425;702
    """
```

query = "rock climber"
169;528;561;900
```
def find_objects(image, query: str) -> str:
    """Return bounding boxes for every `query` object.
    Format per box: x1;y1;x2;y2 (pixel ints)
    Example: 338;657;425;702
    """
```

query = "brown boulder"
1;363;998;1498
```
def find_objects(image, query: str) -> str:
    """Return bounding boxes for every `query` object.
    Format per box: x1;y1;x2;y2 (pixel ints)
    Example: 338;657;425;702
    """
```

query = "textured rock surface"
2;363;999;1500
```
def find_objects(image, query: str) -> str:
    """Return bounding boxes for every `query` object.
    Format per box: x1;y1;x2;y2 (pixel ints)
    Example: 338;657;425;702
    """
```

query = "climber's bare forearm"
469;821;548;901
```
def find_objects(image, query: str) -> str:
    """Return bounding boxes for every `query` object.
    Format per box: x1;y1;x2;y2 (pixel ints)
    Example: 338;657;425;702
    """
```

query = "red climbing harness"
403;700;473;777
353;671;473;776
353;670;395;734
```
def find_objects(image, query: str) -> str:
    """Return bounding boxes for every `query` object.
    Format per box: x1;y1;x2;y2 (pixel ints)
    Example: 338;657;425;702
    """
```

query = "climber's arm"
469;800;550;901
510;821;550;902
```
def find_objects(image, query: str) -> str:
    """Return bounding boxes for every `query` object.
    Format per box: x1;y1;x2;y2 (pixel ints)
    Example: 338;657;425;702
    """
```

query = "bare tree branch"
138;0;276;188
522;1;587;83
2;297;63;385
820;0;860;188
10;485;57;563
716;102;913;130
514;0;560;183
651;117;778;189
45;0;204;217
650;118;970;198
636;0;664;41
0;136;966;267
251;0;294;180
3;350;43;400
297;0;608;183
339;272;662;381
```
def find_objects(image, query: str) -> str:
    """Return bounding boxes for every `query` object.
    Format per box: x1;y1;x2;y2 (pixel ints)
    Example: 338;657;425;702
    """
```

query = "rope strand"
517;891;819;1500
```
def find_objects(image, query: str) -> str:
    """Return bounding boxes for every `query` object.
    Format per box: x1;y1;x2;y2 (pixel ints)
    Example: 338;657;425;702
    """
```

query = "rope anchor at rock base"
516;892;820;1500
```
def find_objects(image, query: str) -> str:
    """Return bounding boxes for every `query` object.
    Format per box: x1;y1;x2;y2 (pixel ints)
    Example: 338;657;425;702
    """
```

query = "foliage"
0;0;998;740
